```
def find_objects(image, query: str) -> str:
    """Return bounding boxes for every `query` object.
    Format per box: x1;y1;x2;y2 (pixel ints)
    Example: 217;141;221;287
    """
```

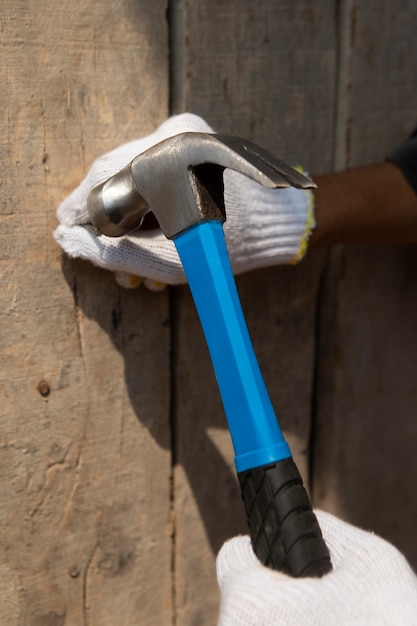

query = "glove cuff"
224;169;315;275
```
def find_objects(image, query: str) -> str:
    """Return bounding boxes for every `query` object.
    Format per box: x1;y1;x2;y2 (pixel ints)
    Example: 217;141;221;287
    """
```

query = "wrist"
310;162;417;248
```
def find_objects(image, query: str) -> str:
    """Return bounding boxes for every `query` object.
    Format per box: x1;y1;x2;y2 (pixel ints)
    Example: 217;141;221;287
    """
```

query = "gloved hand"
54;113;314;290
216;510;417;626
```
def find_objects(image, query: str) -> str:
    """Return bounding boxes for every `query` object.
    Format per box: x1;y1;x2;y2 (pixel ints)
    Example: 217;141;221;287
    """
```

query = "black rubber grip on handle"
238;457;332;577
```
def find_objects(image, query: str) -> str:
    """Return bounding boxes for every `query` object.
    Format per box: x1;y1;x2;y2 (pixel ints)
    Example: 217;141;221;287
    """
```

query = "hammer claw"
214;134;316;190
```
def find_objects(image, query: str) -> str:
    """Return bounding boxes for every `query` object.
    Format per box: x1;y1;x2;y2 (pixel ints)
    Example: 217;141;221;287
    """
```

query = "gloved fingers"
216;536;256;584
54;224;186;285
57;113;215;227
113;271;168;291
216;536;328;626
216;535;289;587
113;271;144;289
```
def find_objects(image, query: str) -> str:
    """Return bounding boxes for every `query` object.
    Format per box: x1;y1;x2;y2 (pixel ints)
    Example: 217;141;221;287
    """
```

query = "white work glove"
217;510;417;625
54;113;314;290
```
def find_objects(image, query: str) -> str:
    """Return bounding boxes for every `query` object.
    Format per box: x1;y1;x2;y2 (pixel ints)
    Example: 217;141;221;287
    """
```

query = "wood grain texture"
313;0;417;568
172;2;336;623
3;1;417;624
337;0;417;168
314;244;417;563
182;0;336;173
0;1;172;624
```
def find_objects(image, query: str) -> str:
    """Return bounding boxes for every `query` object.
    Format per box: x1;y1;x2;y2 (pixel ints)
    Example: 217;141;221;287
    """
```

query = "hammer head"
87;132;315;239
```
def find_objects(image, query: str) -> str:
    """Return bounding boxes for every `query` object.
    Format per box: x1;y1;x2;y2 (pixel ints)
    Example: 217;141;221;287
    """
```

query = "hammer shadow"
63;256;246;557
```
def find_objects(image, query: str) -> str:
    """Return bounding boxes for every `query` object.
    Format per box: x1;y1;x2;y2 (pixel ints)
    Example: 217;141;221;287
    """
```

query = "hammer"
87;131;332;577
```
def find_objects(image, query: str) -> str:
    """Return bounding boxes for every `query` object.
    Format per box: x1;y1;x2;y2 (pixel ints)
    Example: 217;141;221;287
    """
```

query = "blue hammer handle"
174;220;332;577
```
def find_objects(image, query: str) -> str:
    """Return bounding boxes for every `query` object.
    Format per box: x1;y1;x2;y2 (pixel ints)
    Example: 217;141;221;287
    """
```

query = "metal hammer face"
87;132;315;239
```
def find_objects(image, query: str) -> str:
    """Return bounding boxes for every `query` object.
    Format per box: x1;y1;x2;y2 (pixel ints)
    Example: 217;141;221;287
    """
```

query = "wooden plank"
333;0;417;171
172;2;337;623
0;1;172;624
181;0;336;172
313;0;417;569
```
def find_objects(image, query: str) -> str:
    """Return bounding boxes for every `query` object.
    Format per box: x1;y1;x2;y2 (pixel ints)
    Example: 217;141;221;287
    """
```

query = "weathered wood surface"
0;1;172;625
313;0;417;568
2;1;417;625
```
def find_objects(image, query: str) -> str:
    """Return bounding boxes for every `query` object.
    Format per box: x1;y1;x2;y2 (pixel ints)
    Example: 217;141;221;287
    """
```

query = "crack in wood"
82;540;99;626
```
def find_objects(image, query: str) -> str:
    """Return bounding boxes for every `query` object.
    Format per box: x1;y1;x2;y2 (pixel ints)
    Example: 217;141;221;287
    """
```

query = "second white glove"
216;510;417;626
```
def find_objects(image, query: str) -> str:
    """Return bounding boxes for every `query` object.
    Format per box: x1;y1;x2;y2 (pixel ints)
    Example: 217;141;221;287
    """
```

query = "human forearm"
310;162;417;248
